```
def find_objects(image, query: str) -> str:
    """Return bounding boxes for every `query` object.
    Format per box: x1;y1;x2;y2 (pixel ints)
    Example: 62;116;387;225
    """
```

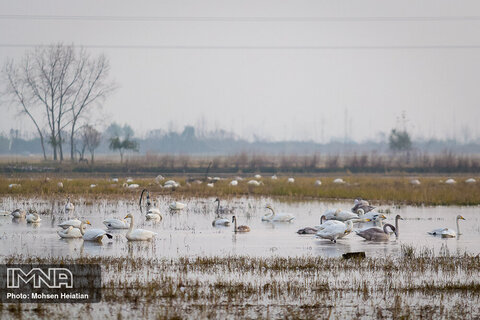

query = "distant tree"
107;123;138;163
2;43;115;162
82;125;101;164
389;129;412;152
109;137;138;163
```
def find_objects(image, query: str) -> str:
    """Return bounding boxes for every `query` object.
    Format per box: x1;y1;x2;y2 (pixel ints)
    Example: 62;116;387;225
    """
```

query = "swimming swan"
212;198;230;226
65;197;75;212
262;205;295;222
10;209;26;218
169;201;186;210
103;218;130;229
428;215;465;238
124;214;156;241
58;219;82;229
232;216;250;233
83;225;113;242
58;220;89;238
26;212;42;223
355;223;396;241
323;208;359;221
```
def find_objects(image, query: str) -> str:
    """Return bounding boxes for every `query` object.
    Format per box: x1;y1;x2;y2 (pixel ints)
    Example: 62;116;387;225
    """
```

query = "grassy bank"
1;175;479;205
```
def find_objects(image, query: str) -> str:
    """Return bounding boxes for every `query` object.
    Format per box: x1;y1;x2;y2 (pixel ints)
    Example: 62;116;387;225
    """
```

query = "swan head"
334;209;341;216
214;198;220;202
344;220;354;234
457;215;466;221
124;214;133;220
265;204;273;210
354;198;363;205
231;215;236;223
396;215;404;220
85;220;91;225
373;214;387;221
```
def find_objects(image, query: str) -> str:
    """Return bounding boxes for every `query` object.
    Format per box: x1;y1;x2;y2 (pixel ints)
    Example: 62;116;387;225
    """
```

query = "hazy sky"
1;0;480;142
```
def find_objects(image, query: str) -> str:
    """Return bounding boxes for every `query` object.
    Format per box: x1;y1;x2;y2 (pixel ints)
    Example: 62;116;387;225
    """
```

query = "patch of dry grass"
1;175;479;205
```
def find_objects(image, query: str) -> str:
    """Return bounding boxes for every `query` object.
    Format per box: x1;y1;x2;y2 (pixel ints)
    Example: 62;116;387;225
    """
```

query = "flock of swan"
293;198;466;242
2;190;468;245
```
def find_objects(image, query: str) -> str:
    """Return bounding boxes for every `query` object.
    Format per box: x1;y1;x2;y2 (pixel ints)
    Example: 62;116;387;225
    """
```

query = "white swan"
103;218;130;229
428;215;465;238
124;214;156;241
247;180;262;186
323;209;358;222
58;221;89;238
26;212;42;223
83;226;113;242
410;179;421;185
146;207;163;221
287;177;295;183
262;205;295;222
58;219;82;229
169;201;186;210
10;209;26;218
65;197;75;212
212;198;231;226
316;220;354;243
229;180;238;186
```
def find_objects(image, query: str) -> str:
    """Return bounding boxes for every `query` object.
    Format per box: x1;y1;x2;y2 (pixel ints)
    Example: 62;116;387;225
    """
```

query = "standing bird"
232;216;250;233
316;220;354;243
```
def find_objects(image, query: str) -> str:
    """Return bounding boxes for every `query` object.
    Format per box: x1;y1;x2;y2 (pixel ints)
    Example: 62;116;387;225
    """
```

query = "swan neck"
395;217;399;238
320;215;326;225
268;207;275;216
383;224;389;234
216;201;220;215
233;217;237;232
80;222;85;235
128;216;134;234
456;217;460;235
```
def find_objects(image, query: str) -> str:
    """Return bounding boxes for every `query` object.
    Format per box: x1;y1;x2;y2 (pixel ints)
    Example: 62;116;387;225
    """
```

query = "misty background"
1;0;480;158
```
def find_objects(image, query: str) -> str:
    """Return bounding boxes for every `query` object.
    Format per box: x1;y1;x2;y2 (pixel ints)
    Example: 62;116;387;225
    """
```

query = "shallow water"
0;196;479;259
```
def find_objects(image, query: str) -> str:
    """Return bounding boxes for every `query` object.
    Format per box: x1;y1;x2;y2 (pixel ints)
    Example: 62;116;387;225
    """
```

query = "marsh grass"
1;252;480;319
1;175;480;205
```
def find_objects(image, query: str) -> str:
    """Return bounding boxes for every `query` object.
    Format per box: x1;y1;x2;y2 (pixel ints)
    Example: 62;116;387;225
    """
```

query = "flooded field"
0;196;479;259
1;196;480;319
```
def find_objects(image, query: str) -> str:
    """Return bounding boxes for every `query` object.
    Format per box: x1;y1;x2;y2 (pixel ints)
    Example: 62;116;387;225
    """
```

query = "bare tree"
68;51;115;162
81;125;101;164
2;43;115;161
3;60;47;160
